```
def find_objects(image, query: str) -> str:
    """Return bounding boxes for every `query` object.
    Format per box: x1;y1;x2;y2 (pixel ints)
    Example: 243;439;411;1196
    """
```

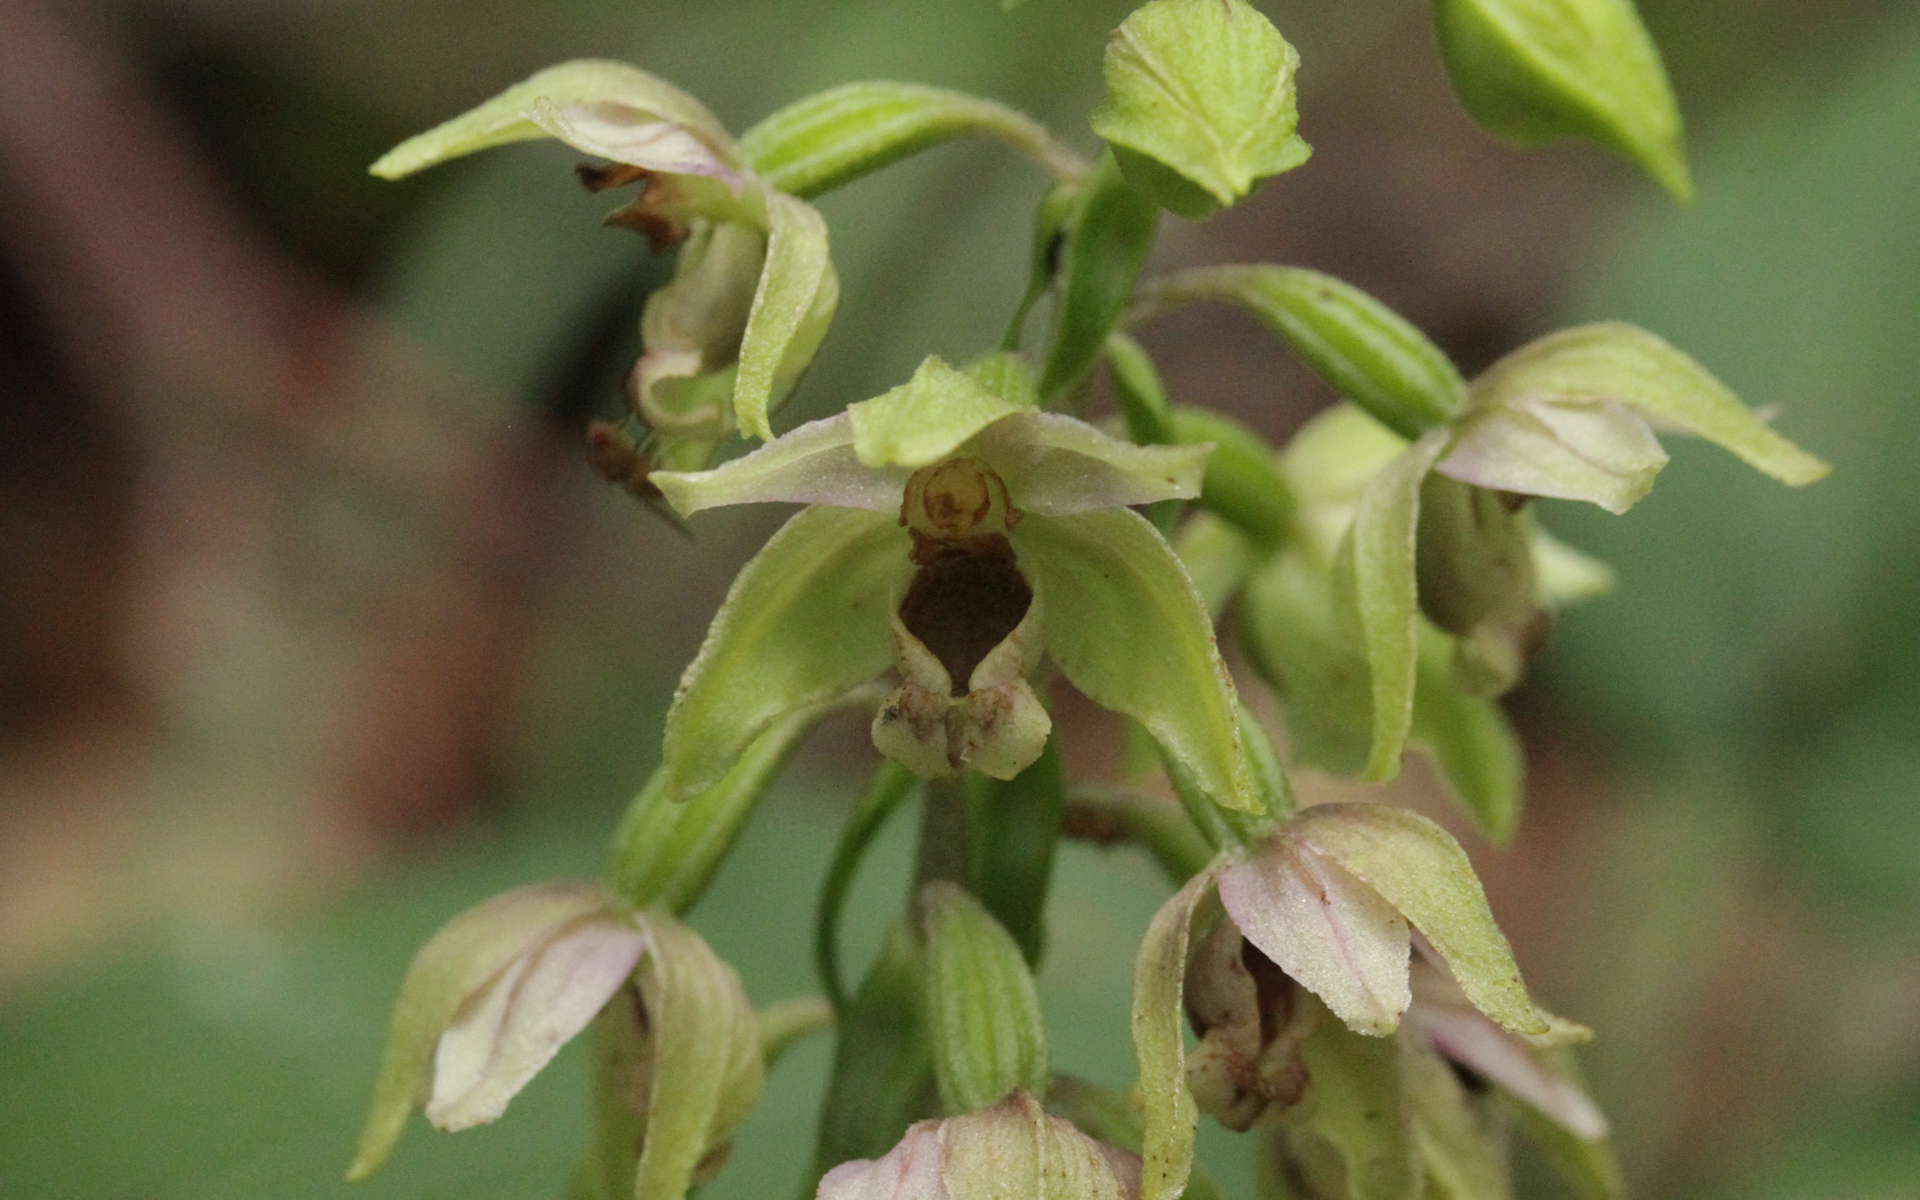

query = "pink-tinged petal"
1219;839;1410;1036
426;914;647;1130
1437;397;1666;514
1408;1004;1608;1141
975;413;1208;515
538;100;750;190
652;414;910;516
817;1120;951;1200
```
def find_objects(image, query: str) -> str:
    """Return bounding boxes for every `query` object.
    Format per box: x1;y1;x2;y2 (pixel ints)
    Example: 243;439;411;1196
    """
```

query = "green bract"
1091;0;1311;218
1433;0;1692;200
650;355;1263;814
370;58;838;451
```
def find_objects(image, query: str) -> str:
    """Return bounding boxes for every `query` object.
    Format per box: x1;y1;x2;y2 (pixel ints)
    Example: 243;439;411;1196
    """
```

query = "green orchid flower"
371;59;839;462
648;353;1266;815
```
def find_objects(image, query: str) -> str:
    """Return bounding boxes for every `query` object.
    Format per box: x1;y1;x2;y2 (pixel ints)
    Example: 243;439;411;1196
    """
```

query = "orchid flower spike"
649;352;1268;817
348;883;760;1200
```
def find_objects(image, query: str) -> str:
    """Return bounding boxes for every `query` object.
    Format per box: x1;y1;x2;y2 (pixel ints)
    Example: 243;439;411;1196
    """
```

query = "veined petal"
1220;840;1411;1035
850;356;1033;468
652;414;909;515
943;1091;1140;1200
1347;430;1450;781
976;412;1209;515
1438;396;1667;514
1013;509;1260;813
348;882;616;1180
1130;865;1222;1200
533;100;749;190
370;59;737;180
662;506;909;800
1290;804;1547;1035
426;913;647;1130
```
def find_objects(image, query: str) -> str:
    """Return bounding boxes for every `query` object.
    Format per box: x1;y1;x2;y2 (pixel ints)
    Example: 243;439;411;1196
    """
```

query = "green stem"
815;761;922;1012
758;995;835;1067
1062;785;1217;884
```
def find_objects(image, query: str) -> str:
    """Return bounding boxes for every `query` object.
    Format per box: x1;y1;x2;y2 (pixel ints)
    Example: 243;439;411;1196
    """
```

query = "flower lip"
898;551;1033;697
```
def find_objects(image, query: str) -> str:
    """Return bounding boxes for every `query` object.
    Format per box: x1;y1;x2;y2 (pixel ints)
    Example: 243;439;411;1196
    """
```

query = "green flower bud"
919;882;1051;1115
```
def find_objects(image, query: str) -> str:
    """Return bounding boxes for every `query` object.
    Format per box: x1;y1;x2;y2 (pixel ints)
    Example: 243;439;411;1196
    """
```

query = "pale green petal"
1347;431;1450;781
1469;322;1830;486
1438;397;1666;514
734;193;836;441
850;356;1032;468
530;101;746;190
661;506;909;800
632;913;764;1200
1291;804;1548;1035
370;59;735;180
740;81;1083;198
976;412;1209;516
348;883;613;1180
1130;865;1222;1200
651;414;908;516
1014;509;1260;813
1090;0;1310;216
921;883;1050;1115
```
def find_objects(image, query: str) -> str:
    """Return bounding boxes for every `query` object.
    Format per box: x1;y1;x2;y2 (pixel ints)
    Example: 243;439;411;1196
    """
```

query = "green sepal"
1346;431;1450;781
609;691;873;914
734;192;837;440
739;81;1082;198
1282;994;1417;1200
1105;333;1176;446
1464;322;1830;486
1013;509;1260;814
1172;511;1259;623
850;355;1033;468
1091;0;1311;217
1142;266;1465;440
810;920;937;1186
1433;0;1692;200
920;882;1052;1114
1131;864;1222;1200
1044;1075;1232;1200
1291;804;1547;1035
1005;182;1084;350
1168;406;1295;548
661;506;909;801
964;733;1067;965
965;349;1043;409
1040;153;1160;398
1411;629;1524;845
1404;1032;1513;1200
817;763;922;1012
370;59;737;180
1238;547;1374;778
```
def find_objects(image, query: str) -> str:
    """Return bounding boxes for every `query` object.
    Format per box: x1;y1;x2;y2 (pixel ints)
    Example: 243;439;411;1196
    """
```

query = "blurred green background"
1;1;1916;1198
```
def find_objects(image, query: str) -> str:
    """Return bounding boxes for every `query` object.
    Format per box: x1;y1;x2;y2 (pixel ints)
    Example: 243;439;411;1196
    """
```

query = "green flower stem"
1062;785;1216;884
816;762;923;1013
963;734;1068;965
1161;752;1270;852
758;995;836;1068
914;780;975;891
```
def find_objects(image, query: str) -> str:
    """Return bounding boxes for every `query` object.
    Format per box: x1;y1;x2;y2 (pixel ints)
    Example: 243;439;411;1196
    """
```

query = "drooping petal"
1407;1002;1606;1141
1437;396;1667;514
1219;839;1411;1036
1130;864;1222;1200
347;883;618;1180
1013;509;1260;813
651;414;910;516
662;506;909;801
736;193;837;440
370;60;737;180
1346;429;1450;781
426;914;648;1130
1467;322;1829;486
533;99;749;189
977;412;1209;516
849;356;1033;469
1290;804;1548;1035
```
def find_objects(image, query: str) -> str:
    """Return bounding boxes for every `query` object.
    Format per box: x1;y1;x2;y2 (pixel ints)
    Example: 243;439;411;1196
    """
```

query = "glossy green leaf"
631;914;764;1200
921;883;1051;1114
849;355;1031;468
370;59;737;180
348;883;613;1180
1014;509;1259;813
1091;0;1310;218
963;734;1067;965
1292;804;1547;1035
1288;997;1417;1200
1130;864;1221;1200
739;81;1082;198
1467;322;1830;485
1433;0;1692;199
1411;630;1524;844
734;192;836;441
1347;431;1450;781
810;921;935;1184
661;506;909;801
817;763;921;1012
1105;333;1176;446
1168;406;1295;547
1142;267;1465;439
1041;153;1160;397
